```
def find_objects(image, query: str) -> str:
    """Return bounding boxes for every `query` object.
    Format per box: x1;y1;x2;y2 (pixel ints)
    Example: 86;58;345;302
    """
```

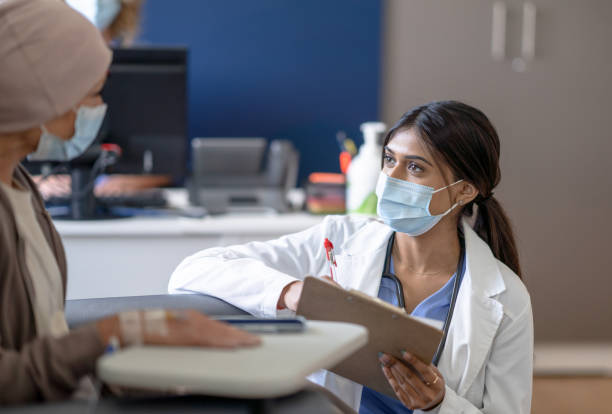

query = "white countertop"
54;212;324;237
54;188;325;237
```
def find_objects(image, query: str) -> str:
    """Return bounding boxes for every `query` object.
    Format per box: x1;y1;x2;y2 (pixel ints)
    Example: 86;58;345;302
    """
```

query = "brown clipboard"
296;276;443;398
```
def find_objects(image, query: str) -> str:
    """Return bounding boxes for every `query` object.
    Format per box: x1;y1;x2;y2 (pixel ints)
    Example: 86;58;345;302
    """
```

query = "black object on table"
65;294;249;328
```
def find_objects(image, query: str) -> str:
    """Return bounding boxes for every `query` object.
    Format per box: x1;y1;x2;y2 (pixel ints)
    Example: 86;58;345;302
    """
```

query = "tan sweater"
0;180;67;338
0;165;105;404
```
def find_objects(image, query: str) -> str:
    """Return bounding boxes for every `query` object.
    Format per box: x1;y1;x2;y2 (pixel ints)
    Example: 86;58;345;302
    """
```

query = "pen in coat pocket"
323;238;337;282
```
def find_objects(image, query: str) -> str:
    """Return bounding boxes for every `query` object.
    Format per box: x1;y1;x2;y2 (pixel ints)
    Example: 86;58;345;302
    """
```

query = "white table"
55;193;324;300
97;320;368;398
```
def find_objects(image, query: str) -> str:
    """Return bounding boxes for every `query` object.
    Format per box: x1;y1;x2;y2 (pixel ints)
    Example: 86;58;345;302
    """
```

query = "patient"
0;0;259;404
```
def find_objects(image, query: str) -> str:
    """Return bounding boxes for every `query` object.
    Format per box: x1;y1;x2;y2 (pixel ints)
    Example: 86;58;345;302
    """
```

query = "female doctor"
169;101;533;413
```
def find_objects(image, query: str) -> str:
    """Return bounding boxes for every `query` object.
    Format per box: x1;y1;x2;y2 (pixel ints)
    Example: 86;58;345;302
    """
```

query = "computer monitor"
100;46;188;183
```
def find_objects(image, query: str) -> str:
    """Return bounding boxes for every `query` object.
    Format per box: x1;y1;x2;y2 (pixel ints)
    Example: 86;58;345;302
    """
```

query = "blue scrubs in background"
359;254;465;414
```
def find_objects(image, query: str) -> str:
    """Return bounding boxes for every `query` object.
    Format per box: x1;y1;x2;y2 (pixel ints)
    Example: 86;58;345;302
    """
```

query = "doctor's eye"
383;154;395;166
407;161;424;174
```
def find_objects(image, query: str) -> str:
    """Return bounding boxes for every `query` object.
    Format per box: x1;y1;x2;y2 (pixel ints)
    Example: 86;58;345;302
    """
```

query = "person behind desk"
0;0;259;405
34;0;173;199
169;101;533;413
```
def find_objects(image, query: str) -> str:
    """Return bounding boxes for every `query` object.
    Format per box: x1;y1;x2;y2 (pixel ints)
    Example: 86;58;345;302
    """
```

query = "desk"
3;390;339;413
55;200;324;300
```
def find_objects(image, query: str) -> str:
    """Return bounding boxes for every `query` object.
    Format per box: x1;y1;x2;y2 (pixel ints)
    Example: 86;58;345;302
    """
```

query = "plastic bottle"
346;121;387;214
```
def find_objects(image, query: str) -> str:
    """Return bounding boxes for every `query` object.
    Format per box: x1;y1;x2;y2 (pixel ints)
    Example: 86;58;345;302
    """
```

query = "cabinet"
382;0;612;341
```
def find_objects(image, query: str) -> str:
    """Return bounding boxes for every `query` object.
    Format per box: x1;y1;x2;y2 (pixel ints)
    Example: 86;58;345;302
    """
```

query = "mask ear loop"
432;179;464;194
427;179;464;216
439;200;461;217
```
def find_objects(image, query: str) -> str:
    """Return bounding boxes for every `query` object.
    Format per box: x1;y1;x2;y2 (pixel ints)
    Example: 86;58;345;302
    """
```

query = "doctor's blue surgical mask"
28;103;107;162
375;172;463;236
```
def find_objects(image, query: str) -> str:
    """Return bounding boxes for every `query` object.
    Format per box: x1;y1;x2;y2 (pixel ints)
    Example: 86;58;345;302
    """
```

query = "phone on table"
214;316;306;334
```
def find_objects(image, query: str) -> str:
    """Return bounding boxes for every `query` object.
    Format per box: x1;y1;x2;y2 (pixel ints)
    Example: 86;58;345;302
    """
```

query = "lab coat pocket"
334;253;382;298
333;254;354;289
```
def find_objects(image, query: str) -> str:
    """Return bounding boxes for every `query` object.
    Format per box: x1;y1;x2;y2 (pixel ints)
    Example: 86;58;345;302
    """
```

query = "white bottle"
346;121;387;214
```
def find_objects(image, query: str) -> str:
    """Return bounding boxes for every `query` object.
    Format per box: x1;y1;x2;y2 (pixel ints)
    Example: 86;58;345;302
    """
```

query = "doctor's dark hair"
382;100;522;278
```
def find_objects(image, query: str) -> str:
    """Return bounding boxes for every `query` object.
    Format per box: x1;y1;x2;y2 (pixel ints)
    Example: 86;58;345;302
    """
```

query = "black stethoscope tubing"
381;232;465;366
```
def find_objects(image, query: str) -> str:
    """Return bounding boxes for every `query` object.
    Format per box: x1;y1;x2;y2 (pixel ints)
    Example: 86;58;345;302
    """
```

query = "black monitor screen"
100;47;188;182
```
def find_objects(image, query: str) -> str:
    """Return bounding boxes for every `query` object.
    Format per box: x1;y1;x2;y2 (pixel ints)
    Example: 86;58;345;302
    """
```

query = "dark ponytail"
383;101;522;278
471;197;521;277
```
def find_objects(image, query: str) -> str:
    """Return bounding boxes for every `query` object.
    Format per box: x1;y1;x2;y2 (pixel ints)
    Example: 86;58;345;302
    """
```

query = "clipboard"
296;276;443;398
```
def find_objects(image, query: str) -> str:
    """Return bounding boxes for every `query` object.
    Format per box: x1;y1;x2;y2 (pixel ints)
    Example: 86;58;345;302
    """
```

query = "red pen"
324;238;337;281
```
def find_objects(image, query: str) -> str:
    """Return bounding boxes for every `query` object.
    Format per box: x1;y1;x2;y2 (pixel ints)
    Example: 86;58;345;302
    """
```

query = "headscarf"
0;0;112;133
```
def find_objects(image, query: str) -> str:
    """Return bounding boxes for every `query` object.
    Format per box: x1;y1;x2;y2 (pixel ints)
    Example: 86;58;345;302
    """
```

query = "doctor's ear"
457;182;478;206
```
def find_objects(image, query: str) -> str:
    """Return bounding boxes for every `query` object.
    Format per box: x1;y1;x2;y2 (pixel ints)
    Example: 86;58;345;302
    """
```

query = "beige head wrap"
0;0;112;133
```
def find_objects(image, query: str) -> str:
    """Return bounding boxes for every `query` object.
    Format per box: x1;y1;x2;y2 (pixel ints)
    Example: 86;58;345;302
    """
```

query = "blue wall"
138;0;382;183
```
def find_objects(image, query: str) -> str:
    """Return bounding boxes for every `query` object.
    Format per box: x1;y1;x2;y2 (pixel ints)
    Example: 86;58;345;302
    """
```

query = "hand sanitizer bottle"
346;122;387;214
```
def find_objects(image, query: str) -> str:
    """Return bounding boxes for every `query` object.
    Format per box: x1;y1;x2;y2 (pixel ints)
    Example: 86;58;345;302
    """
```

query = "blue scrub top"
359;252;466;414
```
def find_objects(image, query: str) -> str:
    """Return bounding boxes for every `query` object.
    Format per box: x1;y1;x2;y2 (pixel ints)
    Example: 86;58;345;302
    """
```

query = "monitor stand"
50;166;120;220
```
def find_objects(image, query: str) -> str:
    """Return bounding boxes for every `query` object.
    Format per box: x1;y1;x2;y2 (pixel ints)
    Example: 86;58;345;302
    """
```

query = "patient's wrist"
96;315;121;347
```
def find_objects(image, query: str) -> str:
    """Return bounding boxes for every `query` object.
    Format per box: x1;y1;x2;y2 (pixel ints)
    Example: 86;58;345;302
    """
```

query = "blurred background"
39;1;611;412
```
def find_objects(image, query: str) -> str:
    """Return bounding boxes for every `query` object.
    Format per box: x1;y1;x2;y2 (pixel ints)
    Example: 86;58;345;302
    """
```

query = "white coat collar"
444;220;507;395
339;217;392;256
460;219;506;298
339;216;506;298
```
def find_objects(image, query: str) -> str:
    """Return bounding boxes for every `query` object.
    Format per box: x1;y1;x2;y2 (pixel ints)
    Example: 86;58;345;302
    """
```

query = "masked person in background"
34;0;173;199
0;0;259;405
85;0;145;45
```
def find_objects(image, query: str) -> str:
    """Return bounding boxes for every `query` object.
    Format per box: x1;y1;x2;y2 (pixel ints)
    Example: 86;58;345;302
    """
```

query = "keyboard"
46;189;167;209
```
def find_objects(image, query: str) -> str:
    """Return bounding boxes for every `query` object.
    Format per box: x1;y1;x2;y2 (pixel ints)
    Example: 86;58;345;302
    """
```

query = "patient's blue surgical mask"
29;104;107;162
375;172;463;236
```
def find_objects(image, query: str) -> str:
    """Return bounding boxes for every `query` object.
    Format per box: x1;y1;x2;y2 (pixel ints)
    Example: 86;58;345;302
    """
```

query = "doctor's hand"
277;281;303;311
277;276;342;311
379;351;446;411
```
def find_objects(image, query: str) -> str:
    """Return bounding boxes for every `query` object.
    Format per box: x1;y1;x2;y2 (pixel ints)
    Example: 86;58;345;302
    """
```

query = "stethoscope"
381;232;465;366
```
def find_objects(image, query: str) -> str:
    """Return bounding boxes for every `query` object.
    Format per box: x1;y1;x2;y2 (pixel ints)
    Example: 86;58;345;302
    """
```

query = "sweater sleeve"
0;324;106;404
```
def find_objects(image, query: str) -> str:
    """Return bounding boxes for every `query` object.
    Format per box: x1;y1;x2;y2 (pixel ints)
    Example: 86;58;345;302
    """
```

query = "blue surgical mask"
375;172;463;236
28;104;107;162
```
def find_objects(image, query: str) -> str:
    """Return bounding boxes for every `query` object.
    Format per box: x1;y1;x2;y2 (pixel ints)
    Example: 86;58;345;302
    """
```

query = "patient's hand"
146;310;261;348
97;310;261;350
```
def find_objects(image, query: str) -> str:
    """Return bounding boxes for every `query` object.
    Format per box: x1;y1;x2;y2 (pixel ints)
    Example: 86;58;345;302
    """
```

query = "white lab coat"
169;215;533;413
